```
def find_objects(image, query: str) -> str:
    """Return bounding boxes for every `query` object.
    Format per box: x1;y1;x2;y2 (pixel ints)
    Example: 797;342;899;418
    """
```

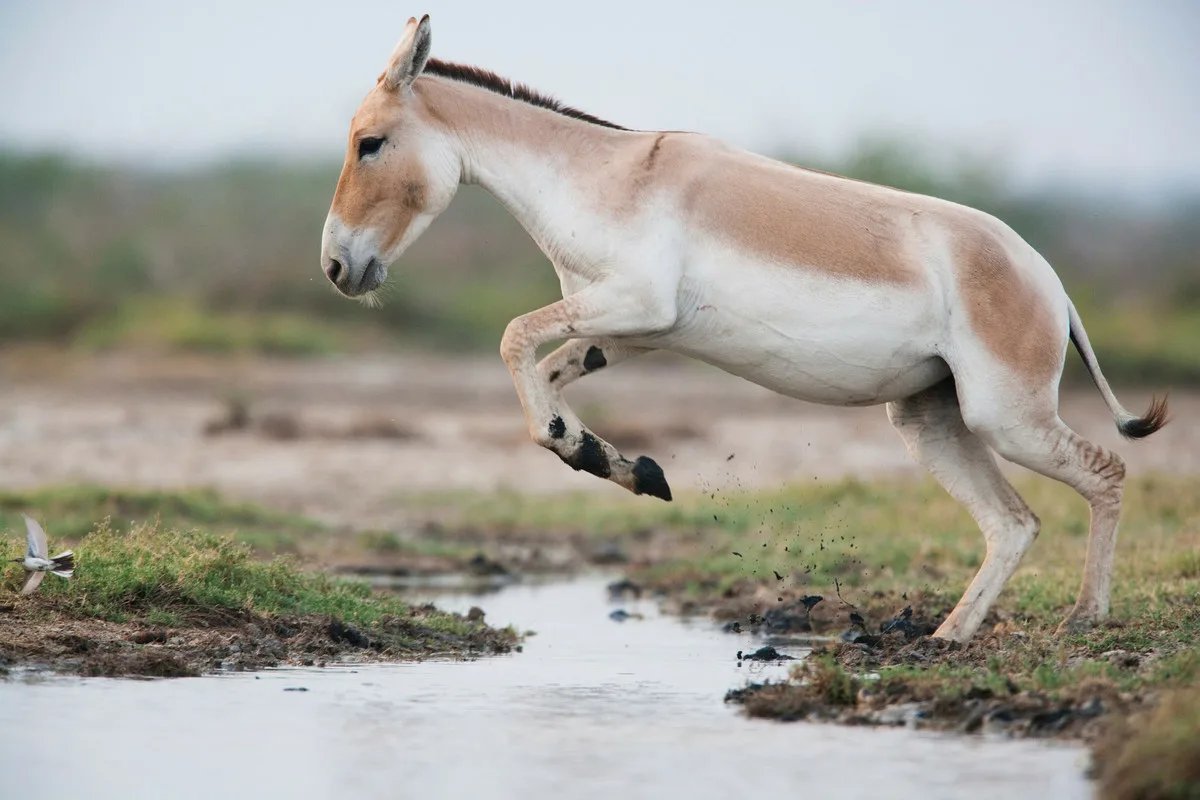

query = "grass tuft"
2;520;471;634
1096;688;1200;800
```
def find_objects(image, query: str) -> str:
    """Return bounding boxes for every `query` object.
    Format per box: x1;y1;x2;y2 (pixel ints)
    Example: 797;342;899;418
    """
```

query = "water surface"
0;578;1091;799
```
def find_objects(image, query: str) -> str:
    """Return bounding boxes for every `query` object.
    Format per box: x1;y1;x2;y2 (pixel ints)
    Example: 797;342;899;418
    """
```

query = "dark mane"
423;58;628;131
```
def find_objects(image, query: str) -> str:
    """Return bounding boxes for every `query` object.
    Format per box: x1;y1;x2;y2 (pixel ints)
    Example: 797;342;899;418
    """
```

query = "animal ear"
383;14;432;91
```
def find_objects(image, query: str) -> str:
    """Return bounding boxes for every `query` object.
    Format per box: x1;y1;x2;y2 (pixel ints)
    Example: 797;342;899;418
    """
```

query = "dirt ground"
1;348;1193;530
0;603;515;678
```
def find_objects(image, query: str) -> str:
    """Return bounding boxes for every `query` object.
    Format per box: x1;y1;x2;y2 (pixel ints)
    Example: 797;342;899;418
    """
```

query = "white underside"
636;240;951;405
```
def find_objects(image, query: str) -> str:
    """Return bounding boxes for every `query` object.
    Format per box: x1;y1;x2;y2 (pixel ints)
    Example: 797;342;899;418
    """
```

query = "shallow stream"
0;577;1091;799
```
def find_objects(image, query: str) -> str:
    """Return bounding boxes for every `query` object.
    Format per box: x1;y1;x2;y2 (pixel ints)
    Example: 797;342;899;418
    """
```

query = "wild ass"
320;16;1169;643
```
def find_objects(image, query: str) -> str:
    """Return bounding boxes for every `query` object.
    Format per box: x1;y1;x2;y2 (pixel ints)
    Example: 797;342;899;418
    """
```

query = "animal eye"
358;136;386;159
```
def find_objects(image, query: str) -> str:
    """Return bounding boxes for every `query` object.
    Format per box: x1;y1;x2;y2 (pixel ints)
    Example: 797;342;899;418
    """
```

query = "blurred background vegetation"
1;140;1197;383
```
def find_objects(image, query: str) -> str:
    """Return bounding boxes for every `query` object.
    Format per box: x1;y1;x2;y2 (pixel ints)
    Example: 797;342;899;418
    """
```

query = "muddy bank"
0;603;516;678
0;522;519;679
725;641;1131;745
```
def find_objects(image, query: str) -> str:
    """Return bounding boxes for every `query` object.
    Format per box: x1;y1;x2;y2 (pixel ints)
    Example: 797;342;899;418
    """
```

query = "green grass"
0;520;484;642
418;474;1200;732
72;297;353;357
0;484;485;568
0;485;325;553
416;474;1200;616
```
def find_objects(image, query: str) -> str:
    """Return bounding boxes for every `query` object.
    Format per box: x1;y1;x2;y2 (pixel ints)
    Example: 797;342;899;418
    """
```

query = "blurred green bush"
0;144;1196;382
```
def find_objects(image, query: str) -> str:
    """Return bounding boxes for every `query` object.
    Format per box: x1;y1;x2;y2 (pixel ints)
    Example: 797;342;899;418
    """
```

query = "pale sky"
1;0;1198;192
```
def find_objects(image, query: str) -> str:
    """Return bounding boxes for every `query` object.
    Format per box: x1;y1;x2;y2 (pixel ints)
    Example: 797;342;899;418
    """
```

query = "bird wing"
20;570;45;596
23;515;48;560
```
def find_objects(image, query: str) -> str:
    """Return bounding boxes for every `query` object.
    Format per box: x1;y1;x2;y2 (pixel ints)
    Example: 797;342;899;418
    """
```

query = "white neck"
416;75;631;267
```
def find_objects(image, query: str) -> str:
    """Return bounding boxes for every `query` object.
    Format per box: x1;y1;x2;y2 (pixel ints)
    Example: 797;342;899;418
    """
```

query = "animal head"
320;14;459;298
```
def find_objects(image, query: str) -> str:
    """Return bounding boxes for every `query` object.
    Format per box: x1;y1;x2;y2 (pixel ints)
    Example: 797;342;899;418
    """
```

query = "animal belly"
650;269;949;406
692;343;948;405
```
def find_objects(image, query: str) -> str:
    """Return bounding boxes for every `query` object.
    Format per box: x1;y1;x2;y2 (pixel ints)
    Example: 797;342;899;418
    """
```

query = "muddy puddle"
0;577;1090;799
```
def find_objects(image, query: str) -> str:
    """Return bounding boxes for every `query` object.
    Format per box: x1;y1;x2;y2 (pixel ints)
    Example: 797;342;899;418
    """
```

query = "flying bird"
10;515;74;595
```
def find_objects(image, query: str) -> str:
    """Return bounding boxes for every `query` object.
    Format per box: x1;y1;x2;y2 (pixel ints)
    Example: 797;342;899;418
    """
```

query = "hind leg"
955;386;1125;633
888;379;1041;643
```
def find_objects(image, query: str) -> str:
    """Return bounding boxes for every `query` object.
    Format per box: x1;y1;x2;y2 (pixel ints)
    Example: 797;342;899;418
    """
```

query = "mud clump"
606;578;643;600
0;606;517;679
82;649;199;679
737;646;796;662
327;619;372;649
467;553;511;577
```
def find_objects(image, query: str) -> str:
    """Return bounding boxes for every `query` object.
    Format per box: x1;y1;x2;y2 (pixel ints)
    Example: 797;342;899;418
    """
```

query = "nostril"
325;259;344;284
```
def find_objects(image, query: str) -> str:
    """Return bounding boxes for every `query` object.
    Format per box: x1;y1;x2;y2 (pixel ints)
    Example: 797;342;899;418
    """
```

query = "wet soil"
659;577;1180;756
725;638;1134;744
0;603;517;678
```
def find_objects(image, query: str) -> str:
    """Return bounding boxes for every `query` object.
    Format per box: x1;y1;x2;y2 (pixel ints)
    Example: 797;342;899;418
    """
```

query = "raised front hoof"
1055;610;1100;635
631;456;672;501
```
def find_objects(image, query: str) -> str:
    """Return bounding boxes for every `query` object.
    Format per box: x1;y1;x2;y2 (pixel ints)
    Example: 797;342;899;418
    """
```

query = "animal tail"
1068;300;1169;439
51;550;75;578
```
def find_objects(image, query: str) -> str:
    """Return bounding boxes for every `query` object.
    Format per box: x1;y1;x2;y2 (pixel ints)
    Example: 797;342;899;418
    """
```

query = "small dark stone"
841;629;881;646
467;553;510;577
1030;707;1075;733
631;455;672;500
583;345;607;372
738;646;795;662
548;415;566;440
606;578;643;599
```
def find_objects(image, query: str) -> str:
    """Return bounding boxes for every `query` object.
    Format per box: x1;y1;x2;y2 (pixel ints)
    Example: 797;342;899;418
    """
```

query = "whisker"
356;289;382;309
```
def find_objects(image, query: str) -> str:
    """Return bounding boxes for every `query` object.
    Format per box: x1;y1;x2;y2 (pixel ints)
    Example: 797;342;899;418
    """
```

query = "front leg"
501;290;673;500
538;338;650;392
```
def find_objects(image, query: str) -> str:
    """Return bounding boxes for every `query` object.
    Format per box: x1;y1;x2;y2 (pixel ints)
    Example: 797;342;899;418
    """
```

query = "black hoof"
632;456;672;501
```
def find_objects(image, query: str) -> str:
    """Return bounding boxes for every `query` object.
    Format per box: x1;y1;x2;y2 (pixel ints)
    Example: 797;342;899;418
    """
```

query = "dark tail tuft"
1119;394;1170;439
52;551;75;572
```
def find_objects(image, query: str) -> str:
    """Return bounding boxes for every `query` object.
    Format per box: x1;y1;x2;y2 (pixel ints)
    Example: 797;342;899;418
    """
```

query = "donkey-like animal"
321;16;1168;643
